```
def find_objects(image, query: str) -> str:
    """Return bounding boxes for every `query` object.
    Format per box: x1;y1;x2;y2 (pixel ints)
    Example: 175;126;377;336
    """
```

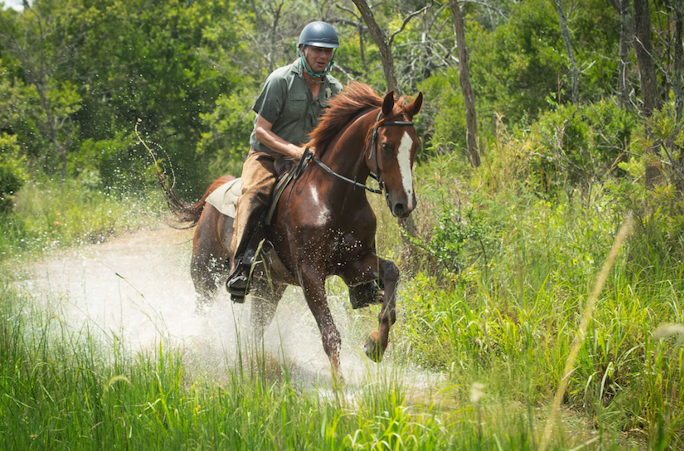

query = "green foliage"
468;0;565;123
410;203;493;275
397;177;682;446
418;68;468;158
0;133;27;213
464;0;621;126
525;99;638;195
197;89;256;178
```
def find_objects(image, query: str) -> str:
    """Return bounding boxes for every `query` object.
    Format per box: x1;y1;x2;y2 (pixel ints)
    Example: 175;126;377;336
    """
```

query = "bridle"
302;109;414;198
363;109;414;199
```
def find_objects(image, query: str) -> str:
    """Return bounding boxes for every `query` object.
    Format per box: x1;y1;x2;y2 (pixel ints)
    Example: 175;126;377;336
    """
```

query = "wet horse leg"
340;253;399;362
191;206;231;309
249;280;287;331
299;266;342;374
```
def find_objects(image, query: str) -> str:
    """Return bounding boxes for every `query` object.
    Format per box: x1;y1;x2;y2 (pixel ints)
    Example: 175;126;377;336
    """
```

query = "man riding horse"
227;21;381;305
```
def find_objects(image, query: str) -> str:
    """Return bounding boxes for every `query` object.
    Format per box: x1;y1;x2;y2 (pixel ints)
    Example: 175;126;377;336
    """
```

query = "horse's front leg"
298;266;342;374
340;253;398;363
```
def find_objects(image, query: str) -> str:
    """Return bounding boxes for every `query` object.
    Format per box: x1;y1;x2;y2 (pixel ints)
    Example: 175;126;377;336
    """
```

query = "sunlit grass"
0;277;625;450
0;179;164;262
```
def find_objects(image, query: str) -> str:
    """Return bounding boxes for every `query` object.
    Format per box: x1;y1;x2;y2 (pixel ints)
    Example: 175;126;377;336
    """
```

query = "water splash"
17;225;447;398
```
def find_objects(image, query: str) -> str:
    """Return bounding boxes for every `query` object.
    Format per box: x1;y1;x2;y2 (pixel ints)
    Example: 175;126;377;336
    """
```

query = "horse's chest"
321;228;370;264
332;230;365;253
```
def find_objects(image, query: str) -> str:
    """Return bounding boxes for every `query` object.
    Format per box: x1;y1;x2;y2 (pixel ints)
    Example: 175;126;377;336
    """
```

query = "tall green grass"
0;278;618;450
390;155;683;449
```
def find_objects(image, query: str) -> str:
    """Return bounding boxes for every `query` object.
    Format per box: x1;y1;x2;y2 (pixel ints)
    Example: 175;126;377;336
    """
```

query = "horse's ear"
382;91;395;117
406;92;423;118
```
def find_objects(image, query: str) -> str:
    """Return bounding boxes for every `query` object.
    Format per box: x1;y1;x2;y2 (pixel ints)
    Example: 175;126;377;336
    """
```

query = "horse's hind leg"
191;206;231;309
191;253;226;307
249;280;286;331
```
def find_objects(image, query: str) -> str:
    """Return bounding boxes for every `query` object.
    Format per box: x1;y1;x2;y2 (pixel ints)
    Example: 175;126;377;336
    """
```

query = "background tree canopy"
0;0;681;199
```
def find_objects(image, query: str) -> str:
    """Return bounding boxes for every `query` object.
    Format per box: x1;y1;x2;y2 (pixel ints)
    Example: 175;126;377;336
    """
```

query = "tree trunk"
449;0;481;168
633;0;661;116
554;0;580;104
611;0;634;108
673;0;683;123
633;0;662;188
351;0;398;93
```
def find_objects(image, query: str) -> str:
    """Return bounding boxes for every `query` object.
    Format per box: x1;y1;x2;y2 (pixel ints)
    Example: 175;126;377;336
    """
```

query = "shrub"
525;99;637;197
0;133;27;213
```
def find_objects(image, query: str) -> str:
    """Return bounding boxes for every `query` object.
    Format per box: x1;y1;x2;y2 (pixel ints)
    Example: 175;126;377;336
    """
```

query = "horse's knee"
348;281;384;309
380;260;399;282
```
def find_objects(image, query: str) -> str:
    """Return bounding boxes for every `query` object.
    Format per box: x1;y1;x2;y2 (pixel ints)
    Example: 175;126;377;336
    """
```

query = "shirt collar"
291;58;327;83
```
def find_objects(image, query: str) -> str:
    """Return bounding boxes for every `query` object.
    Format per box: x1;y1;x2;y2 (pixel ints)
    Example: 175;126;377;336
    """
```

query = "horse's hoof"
364;330;384;363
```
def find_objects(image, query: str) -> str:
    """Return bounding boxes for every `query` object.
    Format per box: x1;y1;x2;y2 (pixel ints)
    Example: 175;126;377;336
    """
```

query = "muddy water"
18;226;444;392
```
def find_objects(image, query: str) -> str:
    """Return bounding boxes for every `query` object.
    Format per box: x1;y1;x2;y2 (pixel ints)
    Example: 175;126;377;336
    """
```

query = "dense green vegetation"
1;0;684;449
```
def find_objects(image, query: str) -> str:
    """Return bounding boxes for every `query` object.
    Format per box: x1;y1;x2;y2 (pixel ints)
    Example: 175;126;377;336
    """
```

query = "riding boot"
227;192;268;301
227;150;279;302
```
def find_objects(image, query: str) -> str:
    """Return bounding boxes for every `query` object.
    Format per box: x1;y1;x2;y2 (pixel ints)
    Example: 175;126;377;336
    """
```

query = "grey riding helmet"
298;21;339;49
298;21;339;77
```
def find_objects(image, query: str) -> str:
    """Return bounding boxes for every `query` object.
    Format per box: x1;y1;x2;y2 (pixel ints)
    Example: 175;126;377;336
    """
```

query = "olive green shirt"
249;58;343;156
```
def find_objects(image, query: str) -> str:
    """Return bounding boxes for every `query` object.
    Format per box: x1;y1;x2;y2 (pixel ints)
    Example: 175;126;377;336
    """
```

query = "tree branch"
389;2;433;46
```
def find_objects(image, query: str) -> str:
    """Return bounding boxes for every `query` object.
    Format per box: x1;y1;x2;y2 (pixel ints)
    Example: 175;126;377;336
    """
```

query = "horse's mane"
309;82;382;157
309;81;415;157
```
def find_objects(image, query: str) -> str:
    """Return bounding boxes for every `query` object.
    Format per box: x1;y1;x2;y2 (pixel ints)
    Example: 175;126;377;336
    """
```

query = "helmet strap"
298;45;336;78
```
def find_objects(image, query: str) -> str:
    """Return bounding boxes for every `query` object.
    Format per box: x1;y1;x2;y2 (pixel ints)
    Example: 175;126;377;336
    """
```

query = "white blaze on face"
396;131;415;209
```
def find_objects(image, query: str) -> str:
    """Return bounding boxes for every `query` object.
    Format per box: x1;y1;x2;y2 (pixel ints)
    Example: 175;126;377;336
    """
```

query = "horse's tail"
158;171;235;228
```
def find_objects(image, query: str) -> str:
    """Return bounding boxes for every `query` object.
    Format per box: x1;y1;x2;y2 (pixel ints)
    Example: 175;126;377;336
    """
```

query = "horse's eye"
381;142;392;153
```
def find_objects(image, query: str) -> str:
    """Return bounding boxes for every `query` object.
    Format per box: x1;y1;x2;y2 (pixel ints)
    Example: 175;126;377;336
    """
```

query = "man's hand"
254;115;307;159
291;145;307;160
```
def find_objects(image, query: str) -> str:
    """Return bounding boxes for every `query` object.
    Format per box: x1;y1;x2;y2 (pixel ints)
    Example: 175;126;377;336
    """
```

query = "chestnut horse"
167;82;423;373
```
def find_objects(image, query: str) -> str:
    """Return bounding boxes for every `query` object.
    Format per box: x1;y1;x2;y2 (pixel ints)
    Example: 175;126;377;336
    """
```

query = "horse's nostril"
393;202;407;217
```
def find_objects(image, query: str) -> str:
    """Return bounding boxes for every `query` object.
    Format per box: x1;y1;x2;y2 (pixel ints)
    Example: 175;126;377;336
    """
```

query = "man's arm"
254;114;307;160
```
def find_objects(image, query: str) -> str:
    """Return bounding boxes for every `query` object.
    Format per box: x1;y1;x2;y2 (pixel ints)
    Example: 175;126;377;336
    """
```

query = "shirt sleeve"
252;74;286;125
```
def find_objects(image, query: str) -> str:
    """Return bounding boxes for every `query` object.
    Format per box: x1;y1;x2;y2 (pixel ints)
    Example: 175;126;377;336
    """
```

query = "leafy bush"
525;99;637;196
197;90;256;178
410;203;493;275
0;133;27;213
608;104;684;279
417;68;468;160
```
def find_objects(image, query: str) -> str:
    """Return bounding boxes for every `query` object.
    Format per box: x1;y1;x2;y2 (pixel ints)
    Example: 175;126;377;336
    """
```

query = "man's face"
303;45;334;74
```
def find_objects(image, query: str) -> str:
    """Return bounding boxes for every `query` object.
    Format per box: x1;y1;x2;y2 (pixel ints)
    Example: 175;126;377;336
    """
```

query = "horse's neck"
319;111;375;186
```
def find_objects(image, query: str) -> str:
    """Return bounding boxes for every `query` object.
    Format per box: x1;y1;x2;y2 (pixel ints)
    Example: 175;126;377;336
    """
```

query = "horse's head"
369;91;423;218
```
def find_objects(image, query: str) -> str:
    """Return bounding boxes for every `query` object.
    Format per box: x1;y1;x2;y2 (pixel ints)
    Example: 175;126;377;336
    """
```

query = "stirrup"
226;273;249;302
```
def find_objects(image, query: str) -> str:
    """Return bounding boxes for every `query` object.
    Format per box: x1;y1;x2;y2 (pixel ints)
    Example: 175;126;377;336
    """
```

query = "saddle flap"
264;161;299;226
205;178;242;218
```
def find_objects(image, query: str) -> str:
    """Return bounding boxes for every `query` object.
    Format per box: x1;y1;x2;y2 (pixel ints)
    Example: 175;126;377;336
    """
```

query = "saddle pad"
205;178;242;218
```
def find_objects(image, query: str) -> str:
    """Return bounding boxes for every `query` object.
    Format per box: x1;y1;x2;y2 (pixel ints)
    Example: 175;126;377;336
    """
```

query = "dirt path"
17;225;428;387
